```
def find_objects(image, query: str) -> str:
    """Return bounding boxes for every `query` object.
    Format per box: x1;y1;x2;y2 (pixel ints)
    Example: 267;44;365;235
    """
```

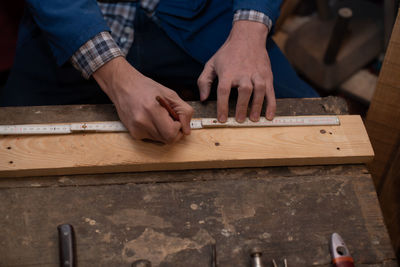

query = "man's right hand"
93;57;193;144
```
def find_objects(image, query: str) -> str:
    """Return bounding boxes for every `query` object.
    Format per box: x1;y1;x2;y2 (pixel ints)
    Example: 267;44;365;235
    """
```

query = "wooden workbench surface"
0;97;397;266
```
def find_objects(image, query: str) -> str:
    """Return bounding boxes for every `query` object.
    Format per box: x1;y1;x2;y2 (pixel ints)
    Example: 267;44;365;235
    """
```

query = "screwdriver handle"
333;257;355;267
57;224;76;267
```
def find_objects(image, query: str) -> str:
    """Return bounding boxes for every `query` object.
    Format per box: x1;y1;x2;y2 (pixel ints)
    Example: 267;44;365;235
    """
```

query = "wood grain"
0;98;396;266
366;9;400;258
0;115;373;178
0;168;396;266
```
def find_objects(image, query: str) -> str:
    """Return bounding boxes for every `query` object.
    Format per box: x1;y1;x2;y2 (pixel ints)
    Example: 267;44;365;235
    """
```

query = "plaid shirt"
71;0;273;79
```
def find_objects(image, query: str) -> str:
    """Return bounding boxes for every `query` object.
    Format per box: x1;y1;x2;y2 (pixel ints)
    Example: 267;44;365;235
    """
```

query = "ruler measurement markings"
0;116;340;135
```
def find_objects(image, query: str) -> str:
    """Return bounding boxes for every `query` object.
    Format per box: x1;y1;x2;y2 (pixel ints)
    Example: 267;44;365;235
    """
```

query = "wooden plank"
378;138;400;259
0;167;396;266
366;9;400;258
0;115;374;178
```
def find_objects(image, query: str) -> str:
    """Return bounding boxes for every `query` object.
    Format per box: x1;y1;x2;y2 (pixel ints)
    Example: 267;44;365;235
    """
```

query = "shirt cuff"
70;31;124;79
233;10;273;31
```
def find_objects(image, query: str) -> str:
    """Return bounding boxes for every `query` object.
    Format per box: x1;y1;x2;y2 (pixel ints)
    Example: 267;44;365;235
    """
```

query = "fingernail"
250;112;260;122
237;115;246;123
266;112;274;120
218;115;227;122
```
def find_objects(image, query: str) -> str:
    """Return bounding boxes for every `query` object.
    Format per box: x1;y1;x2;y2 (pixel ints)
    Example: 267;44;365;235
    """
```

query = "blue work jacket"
18;0;282;66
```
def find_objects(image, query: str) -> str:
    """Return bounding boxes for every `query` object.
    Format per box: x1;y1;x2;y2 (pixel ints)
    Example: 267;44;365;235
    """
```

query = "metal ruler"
0;116;340;135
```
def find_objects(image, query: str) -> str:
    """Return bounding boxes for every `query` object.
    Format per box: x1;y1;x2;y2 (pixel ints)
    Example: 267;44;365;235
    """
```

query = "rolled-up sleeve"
233;0;282;25
233;10;273;31
70;31;124;79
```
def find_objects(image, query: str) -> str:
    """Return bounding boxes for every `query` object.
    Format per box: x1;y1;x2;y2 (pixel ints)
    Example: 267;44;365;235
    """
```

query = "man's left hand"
197;20;276;123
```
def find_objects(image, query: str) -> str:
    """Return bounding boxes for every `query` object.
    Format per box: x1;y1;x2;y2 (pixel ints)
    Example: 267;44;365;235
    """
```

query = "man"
1;0;318;143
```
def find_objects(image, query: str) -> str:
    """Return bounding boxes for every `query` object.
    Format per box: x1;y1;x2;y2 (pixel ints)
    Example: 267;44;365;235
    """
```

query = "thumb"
164;92;194;135
197;61;216;102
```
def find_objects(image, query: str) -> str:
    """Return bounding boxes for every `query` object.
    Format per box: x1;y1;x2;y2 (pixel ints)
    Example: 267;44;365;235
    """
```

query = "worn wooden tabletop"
0;97;397;266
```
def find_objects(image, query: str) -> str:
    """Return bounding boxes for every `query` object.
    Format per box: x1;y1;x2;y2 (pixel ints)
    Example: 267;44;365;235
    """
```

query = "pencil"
156;96;180;121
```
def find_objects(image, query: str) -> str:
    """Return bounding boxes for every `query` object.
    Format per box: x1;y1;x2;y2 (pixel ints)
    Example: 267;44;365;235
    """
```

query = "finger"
117;107;160;141
152;107;183;144
265;81;276;120
179;112;192;136
235;77;253;122
217;77;232;122
250;75;266;122
197;61;216;102
171;131;184;144
164;92;194;135
126;121;159;142
127;127;147;141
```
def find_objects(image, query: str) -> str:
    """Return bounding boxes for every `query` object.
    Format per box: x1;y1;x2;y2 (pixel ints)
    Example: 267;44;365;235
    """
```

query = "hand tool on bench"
0;115;340;135
272;258;288;267
250;247;263;267
330;233;354;267
249;247;288;267
57;224;76;267
211;243;217;267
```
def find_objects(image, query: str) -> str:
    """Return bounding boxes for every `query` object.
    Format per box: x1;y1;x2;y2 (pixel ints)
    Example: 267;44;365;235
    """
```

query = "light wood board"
366;9;400;258
0;115;374;178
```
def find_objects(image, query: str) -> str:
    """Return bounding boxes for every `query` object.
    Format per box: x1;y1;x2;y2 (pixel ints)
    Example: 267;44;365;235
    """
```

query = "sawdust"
84;217;96;226
190;203;199;210
321;102;343;115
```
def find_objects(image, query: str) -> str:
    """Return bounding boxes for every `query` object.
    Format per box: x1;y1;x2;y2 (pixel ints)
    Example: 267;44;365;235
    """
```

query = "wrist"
93;57;140;100
230;20;268;47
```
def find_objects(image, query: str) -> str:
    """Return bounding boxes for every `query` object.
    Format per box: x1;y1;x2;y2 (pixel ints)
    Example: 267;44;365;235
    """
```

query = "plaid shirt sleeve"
233;10;273;31
70;31;124;79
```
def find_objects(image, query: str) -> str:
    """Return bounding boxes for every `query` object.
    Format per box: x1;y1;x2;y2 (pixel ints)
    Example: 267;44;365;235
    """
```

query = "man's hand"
197;20;276;123
93;57;193;144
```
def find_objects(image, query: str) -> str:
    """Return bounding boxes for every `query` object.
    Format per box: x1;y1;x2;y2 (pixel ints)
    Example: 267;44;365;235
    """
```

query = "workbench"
0;97;397;266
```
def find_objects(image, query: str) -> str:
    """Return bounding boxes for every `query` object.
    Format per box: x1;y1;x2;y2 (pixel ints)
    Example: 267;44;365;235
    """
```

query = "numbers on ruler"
0;116;339;135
